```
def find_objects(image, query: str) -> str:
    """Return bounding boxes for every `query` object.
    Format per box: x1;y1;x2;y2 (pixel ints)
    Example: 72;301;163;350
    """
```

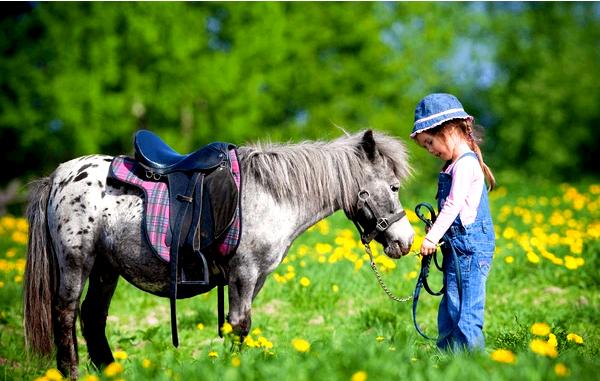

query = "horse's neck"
286;190;346;243
238;145;353;241
294;204;338;239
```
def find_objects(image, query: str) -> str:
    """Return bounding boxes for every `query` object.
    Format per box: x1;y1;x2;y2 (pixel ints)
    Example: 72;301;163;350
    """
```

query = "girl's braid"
459;119;496;191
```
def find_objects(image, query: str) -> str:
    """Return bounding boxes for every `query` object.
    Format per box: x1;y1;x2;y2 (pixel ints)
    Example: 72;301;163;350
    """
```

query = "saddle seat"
134;129;229;175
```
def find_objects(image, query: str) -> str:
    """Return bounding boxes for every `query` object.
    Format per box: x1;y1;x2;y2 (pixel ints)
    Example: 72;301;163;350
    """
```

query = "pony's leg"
252;274;268;299
53;252;93;379
227;261;259;338
81;255;119;368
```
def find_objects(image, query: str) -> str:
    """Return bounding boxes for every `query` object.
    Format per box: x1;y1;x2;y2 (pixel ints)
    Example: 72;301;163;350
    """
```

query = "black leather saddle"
132;129;239;347
135;129;229;175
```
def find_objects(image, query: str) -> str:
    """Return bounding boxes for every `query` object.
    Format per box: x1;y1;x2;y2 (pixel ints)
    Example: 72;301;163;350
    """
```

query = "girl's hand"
420;238;438;256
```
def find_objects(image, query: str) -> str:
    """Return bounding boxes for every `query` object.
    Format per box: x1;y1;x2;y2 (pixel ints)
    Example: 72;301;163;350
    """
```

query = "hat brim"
410;112;472;138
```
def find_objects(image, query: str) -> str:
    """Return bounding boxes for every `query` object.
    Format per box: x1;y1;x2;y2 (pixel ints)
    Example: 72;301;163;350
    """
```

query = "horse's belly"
101;191;173;295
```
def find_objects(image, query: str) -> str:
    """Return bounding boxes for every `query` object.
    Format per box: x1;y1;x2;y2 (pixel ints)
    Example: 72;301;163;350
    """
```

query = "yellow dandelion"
316;219;330;235
354;259;364;271
0;281;4;288
196;323;205;330
351;370;368;381
315;243;332;254
11;231;28;245
244;336;259;348
405;271;418;280
490;349;516;364
502;227;518;240
297;245;309;256
208;351;219;359
113;350;127;360
252;327;262;336
142;359;152;368
82;375;99;381
258;336;273;349
16;217;28;232
504;256;514;264
531;322;551;336
555;363;569;377
375;336;384;342
45;368;63;380
332;284;339;293
529;339;558;358
547;333;558;347
299;277;311;287
231;357;241;367
103;362;124;377
566;333;584;344
564;256;581;270
221;322;233;335
526;251;540;264
291;338;310;353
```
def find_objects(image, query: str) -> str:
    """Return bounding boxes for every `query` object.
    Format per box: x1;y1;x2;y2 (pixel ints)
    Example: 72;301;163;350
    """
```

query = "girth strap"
218;284;225;338
169;171;203;347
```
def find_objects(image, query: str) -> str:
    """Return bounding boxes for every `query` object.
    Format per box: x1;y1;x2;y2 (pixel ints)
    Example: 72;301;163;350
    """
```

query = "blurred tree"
0;2;598;189
0;2;465;185
482;2;600;179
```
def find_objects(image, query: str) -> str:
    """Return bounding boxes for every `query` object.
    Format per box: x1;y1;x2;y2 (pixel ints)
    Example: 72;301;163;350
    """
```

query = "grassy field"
0;181;598;381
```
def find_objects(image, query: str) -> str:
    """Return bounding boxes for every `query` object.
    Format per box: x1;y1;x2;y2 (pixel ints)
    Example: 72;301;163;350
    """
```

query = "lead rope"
363;242;412;303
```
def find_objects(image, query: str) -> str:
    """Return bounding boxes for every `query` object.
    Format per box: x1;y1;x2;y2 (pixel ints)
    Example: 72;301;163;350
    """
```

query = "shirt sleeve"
425;156;479;244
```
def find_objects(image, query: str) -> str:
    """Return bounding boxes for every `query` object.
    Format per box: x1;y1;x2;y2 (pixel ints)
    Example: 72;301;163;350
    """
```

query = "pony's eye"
390;184;400;193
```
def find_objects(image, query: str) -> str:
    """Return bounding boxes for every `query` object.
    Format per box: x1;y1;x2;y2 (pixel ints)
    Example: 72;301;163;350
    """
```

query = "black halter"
350;190;406;244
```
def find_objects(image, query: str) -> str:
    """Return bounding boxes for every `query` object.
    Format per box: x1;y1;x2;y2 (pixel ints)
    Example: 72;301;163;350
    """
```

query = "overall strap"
445;151;477;174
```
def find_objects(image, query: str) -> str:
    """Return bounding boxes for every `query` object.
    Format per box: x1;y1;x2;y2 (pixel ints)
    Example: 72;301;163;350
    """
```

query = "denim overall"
436;152;495;351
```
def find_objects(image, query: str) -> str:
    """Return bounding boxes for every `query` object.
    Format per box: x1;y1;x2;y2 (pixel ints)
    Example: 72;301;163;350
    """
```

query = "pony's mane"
238;130;411;211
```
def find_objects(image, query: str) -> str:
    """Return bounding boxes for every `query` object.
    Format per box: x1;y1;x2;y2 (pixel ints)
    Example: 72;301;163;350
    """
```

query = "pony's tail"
24;176;55;356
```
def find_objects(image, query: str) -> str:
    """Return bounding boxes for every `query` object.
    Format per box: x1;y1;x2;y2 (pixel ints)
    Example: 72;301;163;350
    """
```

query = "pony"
24;129;415;378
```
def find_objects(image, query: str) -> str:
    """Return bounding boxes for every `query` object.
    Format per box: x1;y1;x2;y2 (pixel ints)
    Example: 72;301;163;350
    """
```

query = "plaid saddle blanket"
108;150;241;262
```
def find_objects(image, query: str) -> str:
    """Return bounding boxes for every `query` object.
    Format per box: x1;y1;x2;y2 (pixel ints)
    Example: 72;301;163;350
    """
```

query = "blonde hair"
432;119;496;191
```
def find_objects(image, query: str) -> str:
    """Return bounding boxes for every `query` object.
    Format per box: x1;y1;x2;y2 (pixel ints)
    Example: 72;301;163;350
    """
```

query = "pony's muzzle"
381;216;414;258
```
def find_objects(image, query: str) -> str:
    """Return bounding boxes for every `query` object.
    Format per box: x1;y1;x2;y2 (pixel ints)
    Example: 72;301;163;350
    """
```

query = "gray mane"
237;130;411;211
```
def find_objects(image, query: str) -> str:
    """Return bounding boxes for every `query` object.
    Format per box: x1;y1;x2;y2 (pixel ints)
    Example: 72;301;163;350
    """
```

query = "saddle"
109;130;242;347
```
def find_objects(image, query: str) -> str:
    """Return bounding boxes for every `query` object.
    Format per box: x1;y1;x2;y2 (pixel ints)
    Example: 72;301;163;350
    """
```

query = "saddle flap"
198;167;239;246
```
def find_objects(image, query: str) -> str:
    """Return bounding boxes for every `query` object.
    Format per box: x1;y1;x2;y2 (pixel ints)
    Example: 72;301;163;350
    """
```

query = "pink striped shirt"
425;153;484;244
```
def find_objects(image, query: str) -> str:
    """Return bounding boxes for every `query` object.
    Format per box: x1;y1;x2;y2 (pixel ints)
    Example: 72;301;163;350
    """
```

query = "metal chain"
363;243;412;303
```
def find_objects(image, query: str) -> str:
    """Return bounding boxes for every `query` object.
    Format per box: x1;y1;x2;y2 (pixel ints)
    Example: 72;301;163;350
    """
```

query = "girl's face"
415;131;454;161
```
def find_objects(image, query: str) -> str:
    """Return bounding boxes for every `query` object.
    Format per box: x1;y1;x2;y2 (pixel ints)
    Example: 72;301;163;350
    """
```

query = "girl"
410;93;496;351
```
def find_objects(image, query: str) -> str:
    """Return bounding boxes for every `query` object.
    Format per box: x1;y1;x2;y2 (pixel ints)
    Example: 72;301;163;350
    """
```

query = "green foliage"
1;3;599;188
482;3;600;179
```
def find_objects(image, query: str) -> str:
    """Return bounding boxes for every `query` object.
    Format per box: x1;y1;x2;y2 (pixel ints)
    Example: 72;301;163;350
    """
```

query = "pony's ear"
359;130;377;161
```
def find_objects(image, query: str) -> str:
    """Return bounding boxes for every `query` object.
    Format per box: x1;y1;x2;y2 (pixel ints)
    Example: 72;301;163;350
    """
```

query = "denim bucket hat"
410;93;472;138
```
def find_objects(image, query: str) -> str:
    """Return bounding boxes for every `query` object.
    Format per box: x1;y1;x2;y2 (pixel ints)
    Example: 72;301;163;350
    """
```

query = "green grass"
0;181;599;381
